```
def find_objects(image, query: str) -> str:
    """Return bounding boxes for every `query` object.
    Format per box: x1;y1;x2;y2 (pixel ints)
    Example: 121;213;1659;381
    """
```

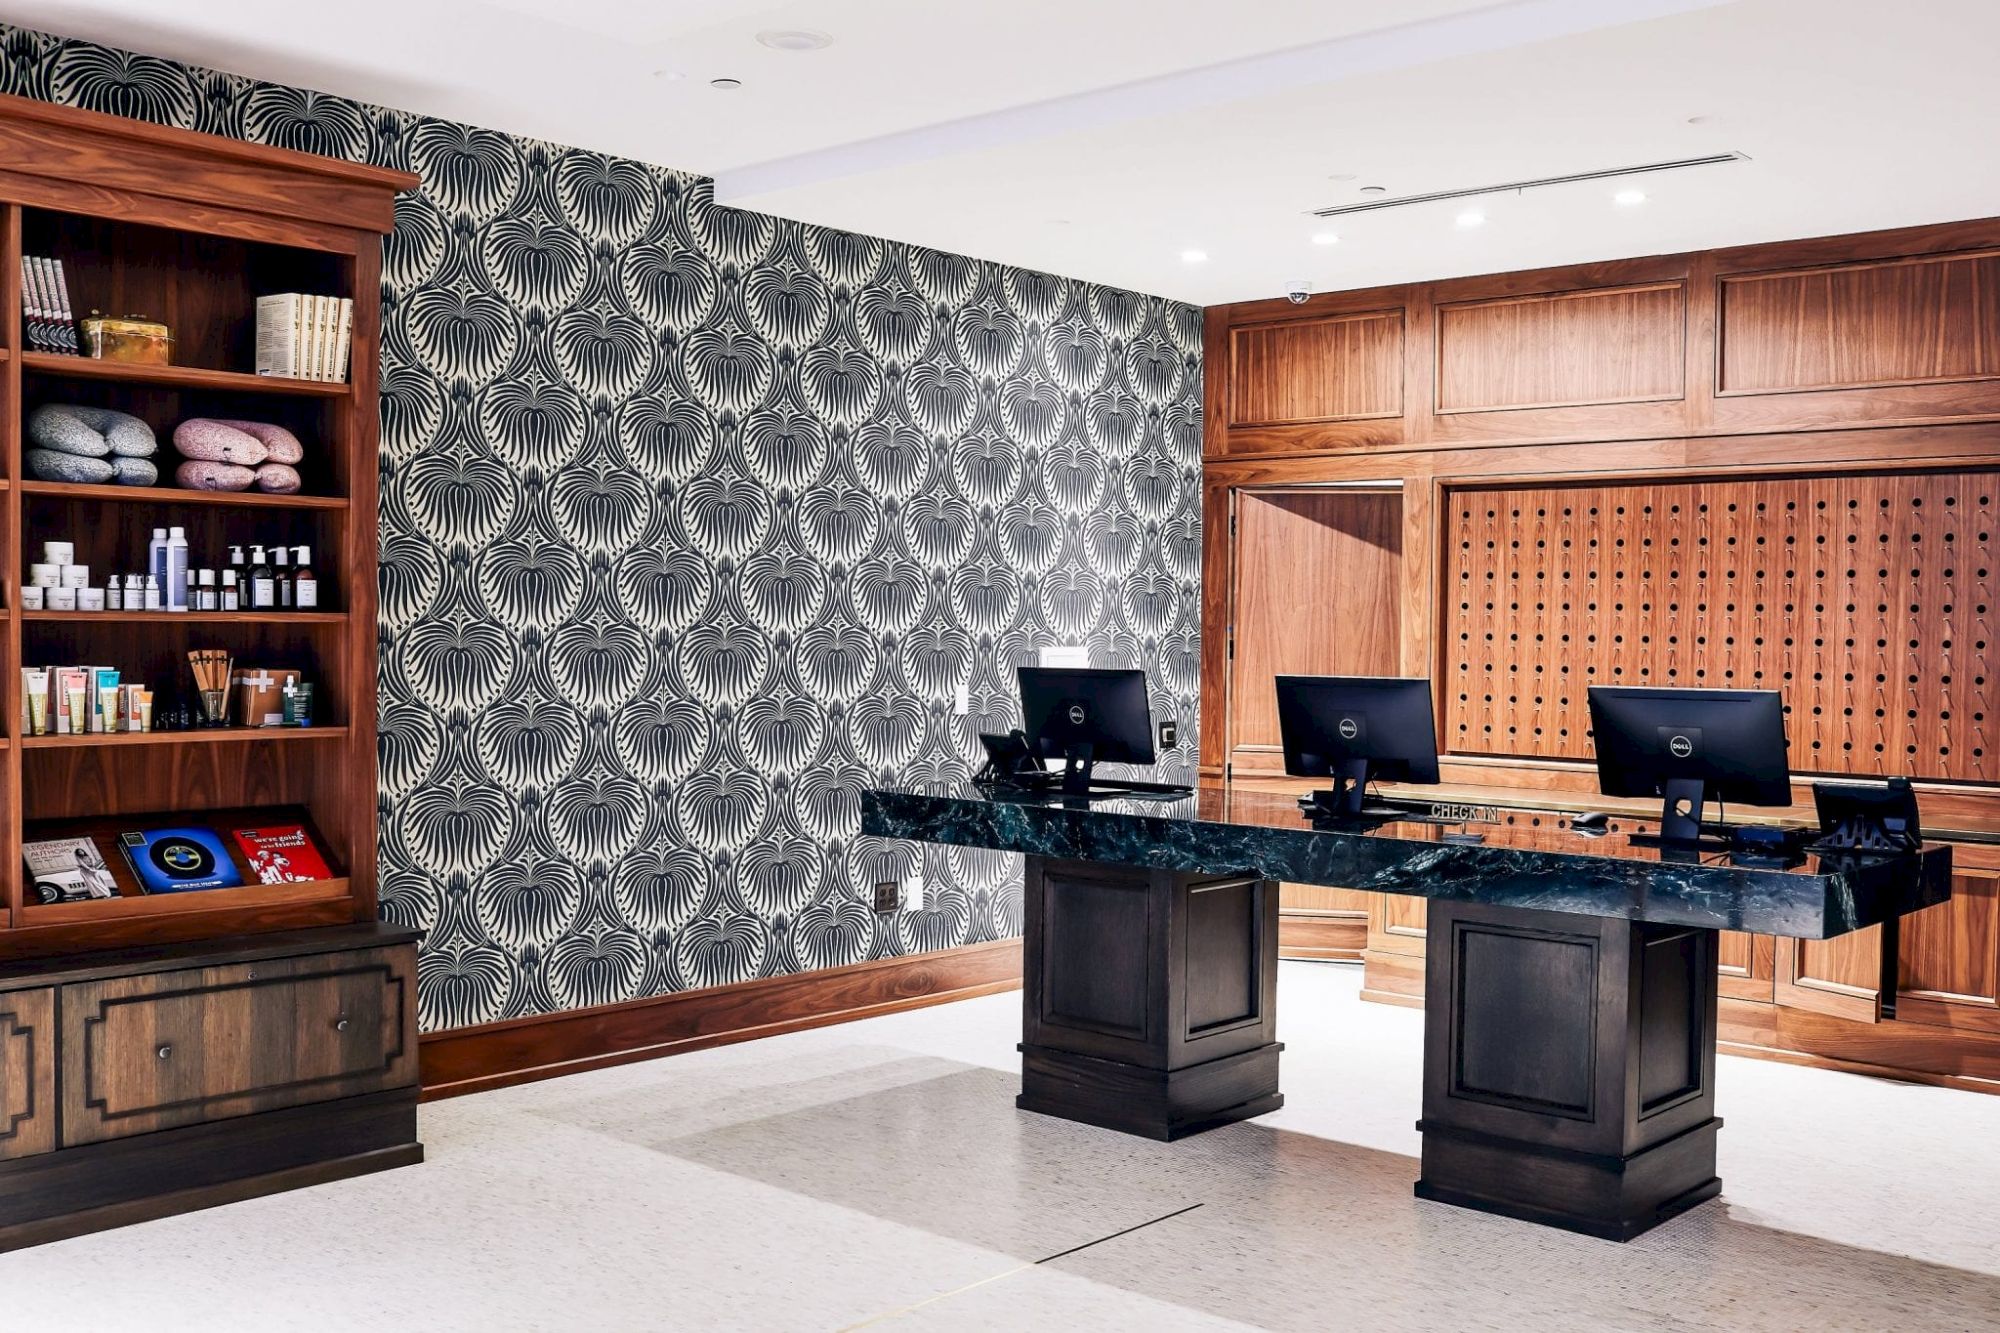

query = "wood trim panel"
419;941;1024;1100
1435;282;1686;413
0;91;414;235
1228;309;1403;428
1718;251;2000;396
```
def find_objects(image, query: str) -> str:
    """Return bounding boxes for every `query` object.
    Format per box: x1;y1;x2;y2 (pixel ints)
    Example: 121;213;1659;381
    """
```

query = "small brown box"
233;667;299;727
80;312;172;365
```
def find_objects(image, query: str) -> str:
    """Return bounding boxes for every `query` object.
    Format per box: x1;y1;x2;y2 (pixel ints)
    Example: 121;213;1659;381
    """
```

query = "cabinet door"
0;988;56;1160
1897;861;2000;1033
1717;931;1775;1003
1776;928;1884;1022
61;946;416;1147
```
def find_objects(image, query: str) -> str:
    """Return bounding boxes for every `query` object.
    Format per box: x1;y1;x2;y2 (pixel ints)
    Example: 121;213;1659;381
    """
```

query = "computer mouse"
1571;811;1610;832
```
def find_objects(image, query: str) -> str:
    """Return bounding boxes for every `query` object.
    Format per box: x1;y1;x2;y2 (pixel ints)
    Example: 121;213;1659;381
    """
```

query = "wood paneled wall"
1202;216;2000;1089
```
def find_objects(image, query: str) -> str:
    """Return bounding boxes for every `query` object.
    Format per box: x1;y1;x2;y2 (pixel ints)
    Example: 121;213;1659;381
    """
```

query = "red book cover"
230;824;334;884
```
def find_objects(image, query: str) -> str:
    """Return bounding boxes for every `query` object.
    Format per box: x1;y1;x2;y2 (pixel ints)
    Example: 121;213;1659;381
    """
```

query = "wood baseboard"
419;940;1025;1100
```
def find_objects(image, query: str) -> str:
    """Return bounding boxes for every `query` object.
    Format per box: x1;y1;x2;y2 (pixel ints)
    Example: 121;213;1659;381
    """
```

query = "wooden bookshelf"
0;91;415;960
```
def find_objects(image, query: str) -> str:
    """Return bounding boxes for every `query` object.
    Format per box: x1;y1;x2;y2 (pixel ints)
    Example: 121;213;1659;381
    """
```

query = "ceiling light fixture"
710;77;743;90
1455;211;1486;229
757;29;834;51
1614;188;1647;206
1359;185;1387;195
1328;172;1357;182
1181;249;1209;264
652;68;687;81
1311;232;1340;246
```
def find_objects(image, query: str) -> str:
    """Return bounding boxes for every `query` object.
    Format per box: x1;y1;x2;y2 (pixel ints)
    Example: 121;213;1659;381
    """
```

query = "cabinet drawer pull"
157;1044;173;1060
335;1017;351;1032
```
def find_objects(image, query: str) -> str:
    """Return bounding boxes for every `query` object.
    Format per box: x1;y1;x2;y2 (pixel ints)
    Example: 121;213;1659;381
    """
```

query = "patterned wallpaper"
0;25;1204;1029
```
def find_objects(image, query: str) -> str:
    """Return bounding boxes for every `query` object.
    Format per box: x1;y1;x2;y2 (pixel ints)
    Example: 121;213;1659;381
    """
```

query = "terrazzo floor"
3;962;1997;1331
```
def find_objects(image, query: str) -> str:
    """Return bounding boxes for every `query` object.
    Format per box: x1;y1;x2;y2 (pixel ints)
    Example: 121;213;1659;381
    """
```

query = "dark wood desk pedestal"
1415;901;1721;1240
1019;855;1282;1140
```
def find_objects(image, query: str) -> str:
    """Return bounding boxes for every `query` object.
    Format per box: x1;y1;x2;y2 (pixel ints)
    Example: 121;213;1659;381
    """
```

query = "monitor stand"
1629;777;1725;849
1309;759;1374;818
1059;742;1096;797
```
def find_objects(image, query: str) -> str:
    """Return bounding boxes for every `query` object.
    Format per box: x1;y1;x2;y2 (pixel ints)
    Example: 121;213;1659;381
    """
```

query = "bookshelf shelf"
18;480;348;509
19;876;352;926
20;350;349;397
21;609;348;625
21;726;348;749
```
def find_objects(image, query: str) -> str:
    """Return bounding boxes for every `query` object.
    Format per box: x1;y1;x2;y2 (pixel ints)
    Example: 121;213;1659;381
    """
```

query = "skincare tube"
98;687;118;733
23;671;46;737
136;689;153;734
65;686;85;736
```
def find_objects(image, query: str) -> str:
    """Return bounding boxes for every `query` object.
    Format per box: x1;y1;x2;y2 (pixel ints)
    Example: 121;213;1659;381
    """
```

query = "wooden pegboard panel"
1443;472;1998;783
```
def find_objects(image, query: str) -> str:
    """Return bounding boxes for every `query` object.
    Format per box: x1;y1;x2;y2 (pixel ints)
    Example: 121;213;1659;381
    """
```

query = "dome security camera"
1286;282;1311;304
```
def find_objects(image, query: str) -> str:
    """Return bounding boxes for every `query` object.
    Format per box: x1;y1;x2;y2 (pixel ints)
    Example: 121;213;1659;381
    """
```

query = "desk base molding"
1019;1042;1284;1141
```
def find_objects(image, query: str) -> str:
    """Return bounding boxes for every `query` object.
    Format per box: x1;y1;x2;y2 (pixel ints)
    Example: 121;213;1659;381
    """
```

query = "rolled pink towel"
177;458;257;491
217;419;305;464
255;462;303;493
174;418;269;465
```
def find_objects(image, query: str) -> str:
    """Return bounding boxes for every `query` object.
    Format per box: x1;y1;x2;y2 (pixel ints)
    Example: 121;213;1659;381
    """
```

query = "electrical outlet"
1041;644;1090;668
901;878;924;913
873;880;900;913
953;679;971;715
1158;718;1178;750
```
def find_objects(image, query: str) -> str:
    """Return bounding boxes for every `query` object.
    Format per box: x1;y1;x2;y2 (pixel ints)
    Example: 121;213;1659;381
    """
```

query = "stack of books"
255;293;354;382
21;255;79;354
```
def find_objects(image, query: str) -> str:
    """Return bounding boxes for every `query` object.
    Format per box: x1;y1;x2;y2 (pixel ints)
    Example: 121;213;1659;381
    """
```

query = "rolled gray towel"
27;448;118;483
111;456;160;486
27;403;157;458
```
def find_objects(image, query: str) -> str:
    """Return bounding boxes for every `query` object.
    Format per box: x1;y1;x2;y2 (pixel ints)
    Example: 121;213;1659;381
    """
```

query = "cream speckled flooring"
4;962;1997;1331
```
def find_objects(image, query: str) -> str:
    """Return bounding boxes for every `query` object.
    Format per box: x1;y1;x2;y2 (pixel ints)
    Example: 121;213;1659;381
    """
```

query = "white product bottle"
165;526;190;613
148;527;168;590
142;574;161;611
292;546;316;609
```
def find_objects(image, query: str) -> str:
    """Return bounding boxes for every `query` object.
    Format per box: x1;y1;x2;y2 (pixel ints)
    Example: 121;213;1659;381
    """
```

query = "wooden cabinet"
0;925;421;1250
60;945;414;1146
0;988;55;1160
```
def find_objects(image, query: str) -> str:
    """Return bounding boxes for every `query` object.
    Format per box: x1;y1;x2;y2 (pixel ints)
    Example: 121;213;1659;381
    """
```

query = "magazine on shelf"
22;835;118;905
117;826;244;894
230;823;334;884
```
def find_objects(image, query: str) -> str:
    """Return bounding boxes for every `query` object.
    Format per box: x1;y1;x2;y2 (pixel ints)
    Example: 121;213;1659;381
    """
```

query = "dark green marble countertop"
861;784;1951;939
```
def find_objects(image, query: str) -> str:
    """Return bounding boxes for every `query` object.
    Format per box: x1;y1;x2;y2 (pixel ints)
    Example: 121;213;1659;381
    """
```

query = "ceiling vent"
1310;152;1747;218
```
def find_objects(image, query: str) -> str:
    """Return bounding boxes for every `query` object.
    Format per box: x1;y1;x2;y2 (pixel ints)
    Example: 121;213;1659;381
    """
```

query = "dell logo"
1668;734;1695;759
1337;717;1359;741
1067;704;1087;726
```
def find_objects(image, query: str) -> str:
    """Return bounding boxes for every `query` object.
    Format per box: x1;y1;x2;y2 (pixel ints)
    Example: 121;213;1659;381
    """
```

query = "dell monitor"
1587;686;1791;845
1275;675;1441;817
1017;667;1158;796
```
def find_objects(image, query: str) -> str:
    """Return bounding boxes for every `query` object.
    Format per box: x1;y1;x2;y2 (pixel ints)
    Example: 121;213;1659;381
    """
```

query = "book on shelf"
117;826;244;895
23;836;118;905
20;254;79;355
256;292;353;382
230;823;334;884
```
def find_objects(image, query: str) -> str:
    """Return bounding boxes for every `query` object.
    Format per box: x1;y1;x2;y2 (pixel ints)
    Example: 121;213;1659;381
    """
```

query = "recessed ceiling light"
1328;172;1357;182
652;68;687;81
757;29;833;51
1686;114;1712;125
1455;210;1486;228
1181;249;1209;264
710;77;743;90
1311;232;1340;246
1614;188;1647;206
1359;185;1387;195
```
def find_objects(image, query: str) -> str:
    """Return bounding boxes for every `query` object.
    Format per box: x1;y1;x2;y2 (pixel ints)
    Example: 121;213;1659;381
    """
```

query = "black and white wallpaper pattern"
0;24;1204;1030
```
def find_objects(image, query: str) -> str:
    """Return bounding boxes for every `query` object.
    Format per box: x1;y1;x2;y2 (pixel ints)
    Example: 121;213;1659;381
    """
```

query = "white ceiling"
13;0;2000;305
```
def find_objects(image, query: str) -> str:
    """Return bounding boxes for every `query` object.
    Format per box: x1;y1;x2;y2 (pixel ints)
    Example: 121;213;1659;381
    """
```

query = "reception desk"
862;783;1951;1240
